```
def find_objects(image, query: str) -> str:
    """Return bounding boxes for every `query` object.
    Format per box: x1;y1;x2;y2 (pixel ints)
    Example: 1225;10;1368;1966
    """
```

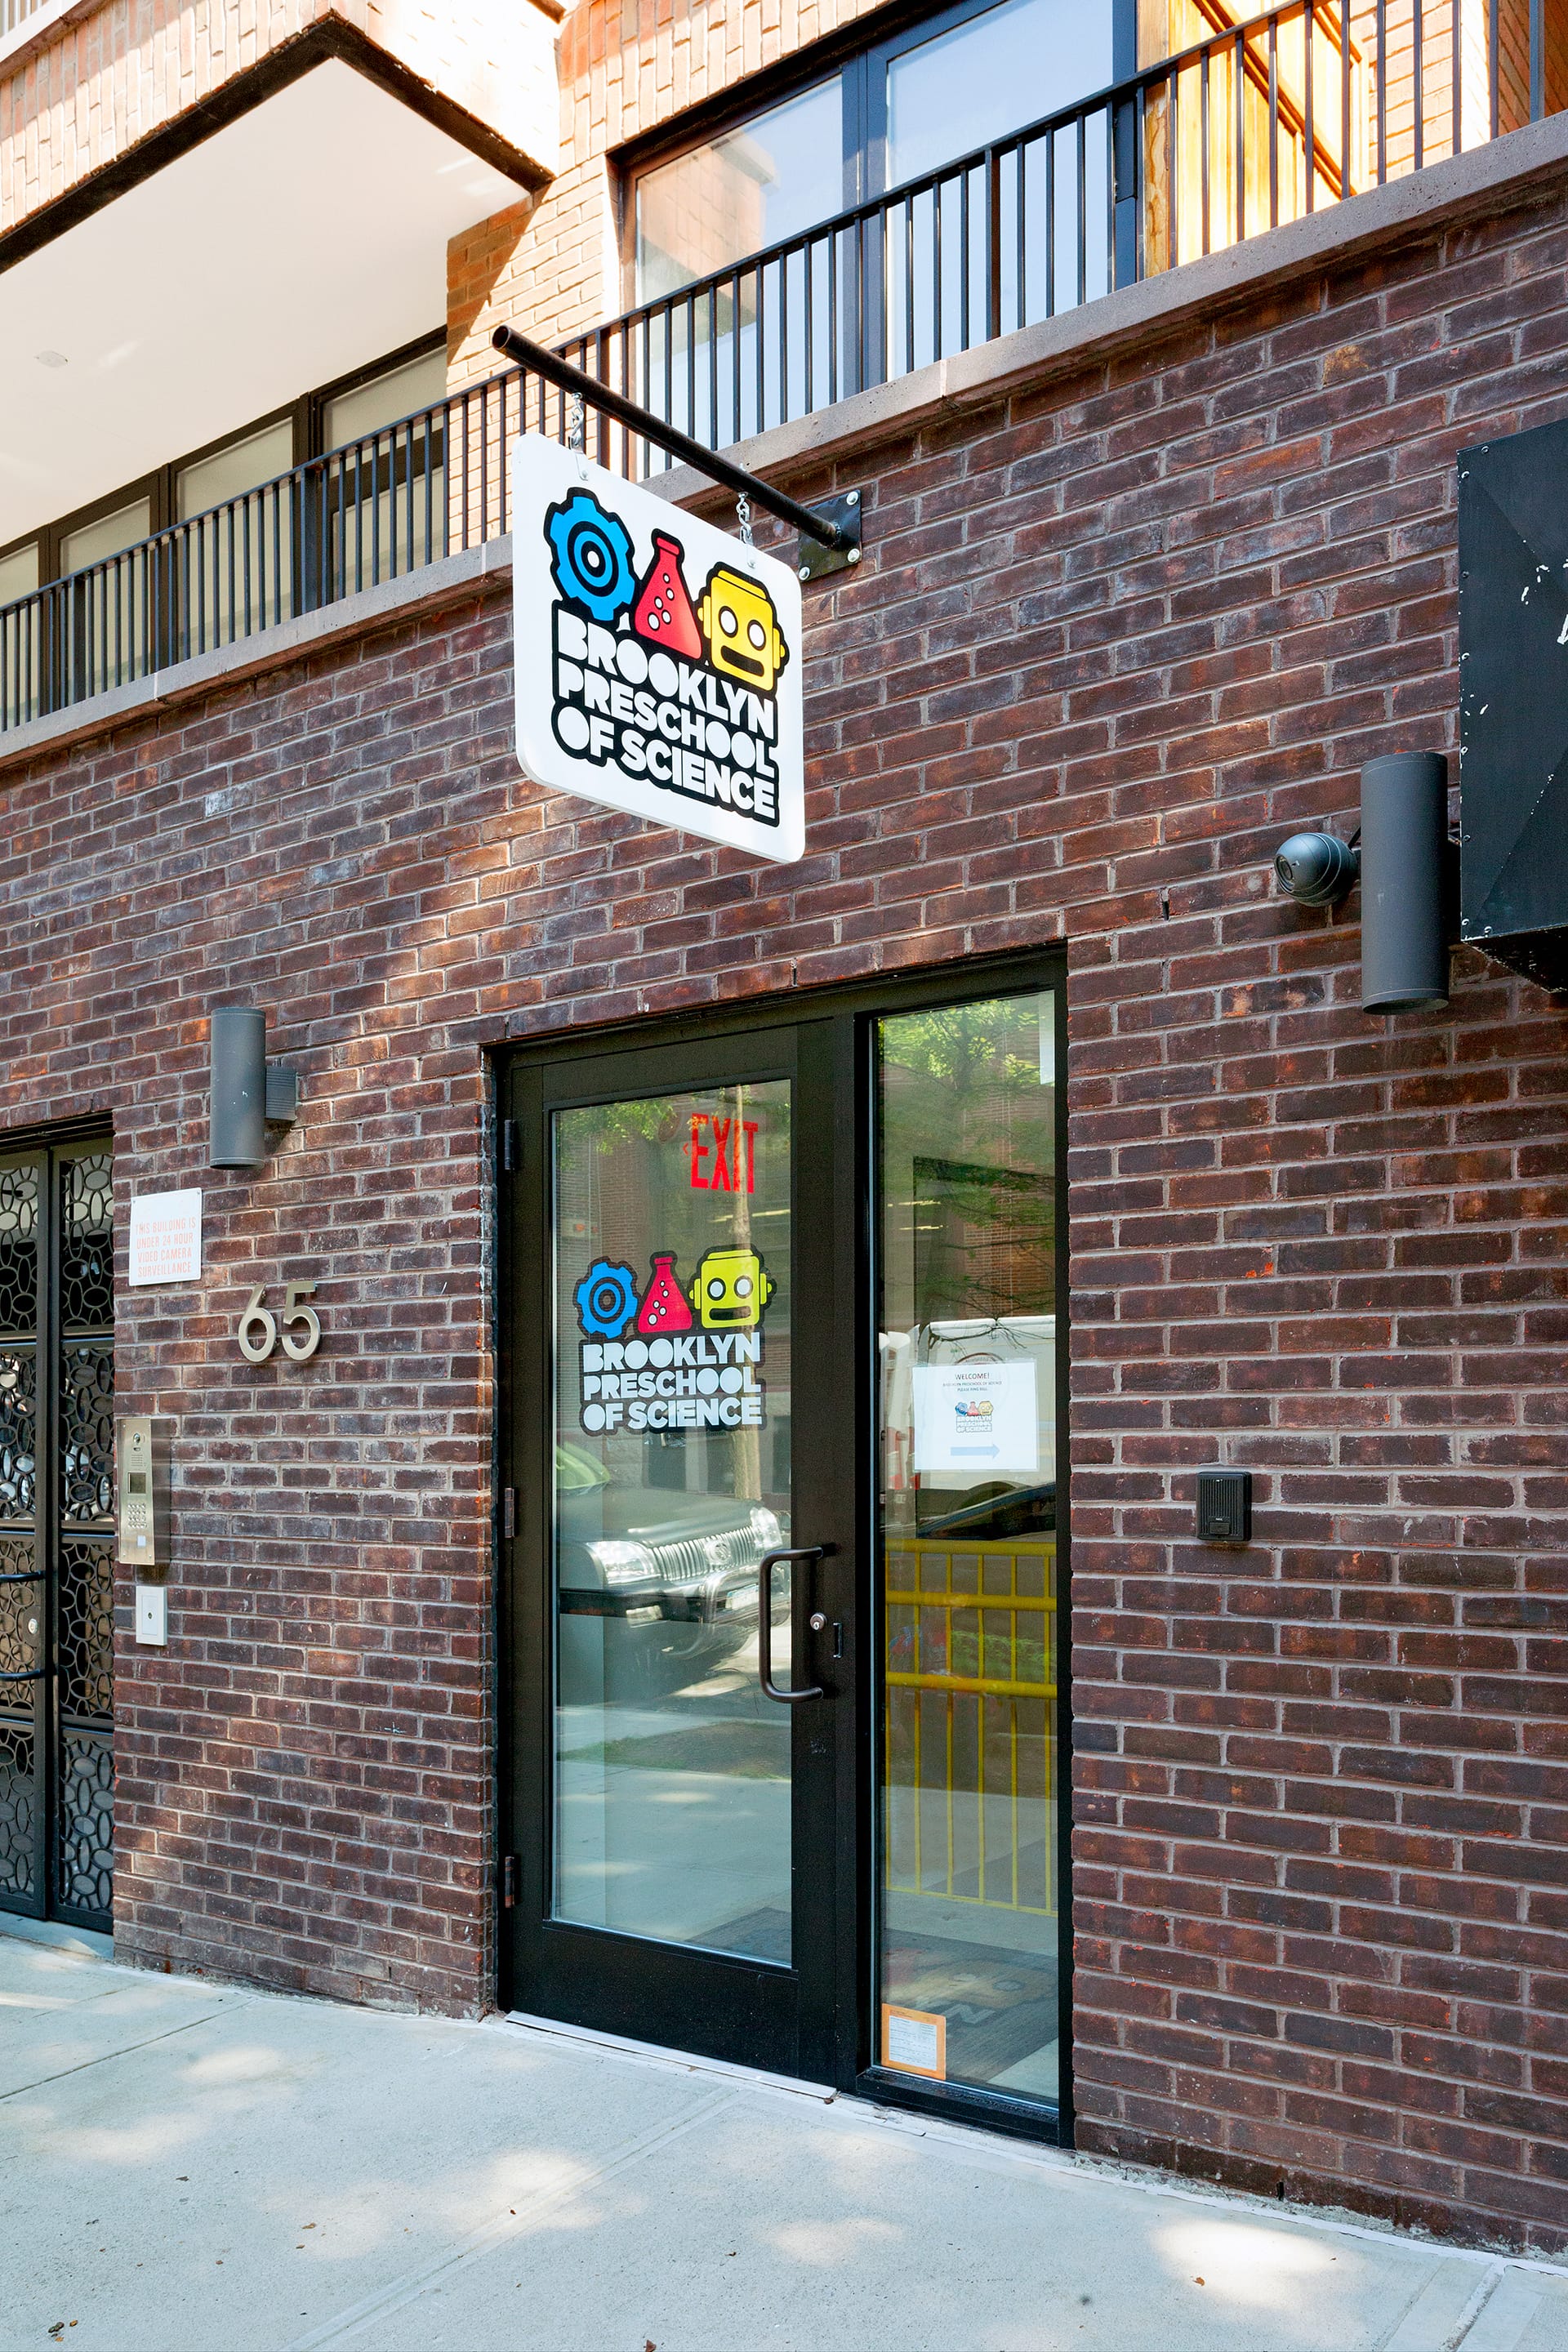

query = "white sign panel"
127;1190;202;1287
511;434;804;862
912;1359;1038;1475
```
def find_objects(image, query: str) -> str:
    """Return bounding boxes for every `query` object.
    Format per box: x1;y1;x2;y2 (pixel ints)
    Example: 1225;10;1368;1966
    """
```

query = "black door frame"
497;947;1071;2139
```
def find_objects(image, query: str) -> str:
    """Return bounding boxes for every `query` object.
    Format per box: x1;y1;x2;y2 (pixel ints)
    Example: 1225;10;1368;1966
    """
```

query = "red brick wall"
6;168;1568;2244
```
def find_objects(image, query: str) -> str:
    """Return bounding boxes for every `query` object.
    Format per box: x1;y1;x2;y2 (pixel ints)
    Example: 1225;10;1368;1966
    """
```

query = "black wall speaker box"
1196;1468;1252;1547
1459;420;1568;990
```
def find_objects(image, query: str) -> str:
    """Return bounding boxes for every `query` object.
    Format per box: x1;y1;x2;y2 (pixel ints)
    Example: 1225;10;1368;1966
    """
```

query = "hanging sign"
511;435;804;863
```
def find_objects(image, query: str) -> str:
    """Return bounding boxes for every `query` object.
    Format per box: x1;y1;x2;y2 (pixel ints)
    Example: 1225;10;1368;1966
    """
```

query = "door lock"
808;1611;828;1633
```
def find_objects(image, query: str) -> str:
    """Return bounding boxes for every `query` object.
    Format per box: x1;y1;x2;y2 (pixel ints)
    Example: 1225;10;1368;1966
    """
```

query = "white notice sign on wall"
511;434;804;862
127;1190;202;1287
912;1359;1038;1475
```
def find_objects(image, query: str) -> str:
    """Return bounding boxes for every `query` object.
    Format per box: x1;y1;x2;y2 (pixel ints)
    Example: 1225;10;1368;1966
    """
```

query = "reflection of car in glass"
555;1442;785;1695
920;1478;1054;1539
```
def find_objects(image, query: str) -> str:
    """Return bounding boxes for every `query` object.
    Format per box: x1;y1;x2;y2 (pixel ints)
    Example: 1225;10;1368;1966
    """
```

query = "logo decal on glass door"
573;1245;776;1437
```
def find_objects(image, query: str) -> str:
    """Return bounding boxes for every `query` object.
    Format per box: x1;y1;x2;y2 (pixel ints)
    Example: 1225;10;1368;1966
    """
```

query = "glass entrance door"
502;1028;849;2081
553;1074;795;1964
501;969;1066;2119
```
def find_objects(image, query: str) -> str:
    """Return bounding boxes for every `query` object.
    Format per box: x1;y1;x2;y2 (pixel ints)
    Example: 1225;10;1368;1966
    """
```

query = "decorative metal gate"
0;1141;115;1932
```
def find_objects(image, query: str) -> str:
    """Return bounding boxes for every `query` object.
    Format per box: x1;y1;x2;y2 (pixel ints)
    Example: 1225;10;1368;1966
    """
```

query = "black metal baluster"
987;144;1002;339
904;192;915;372
1306;0;1316;207
755;259;766;434
1134;87;1146;281
933;179;944;360
1377;0;1388;180
1412;0;1423;169
804;240;816;413
1531;0;1544;119
1452;0;1462;154
460;389;470;550
1076;109;1088;302
1341;2;1352;197
1270;11;1281;225
1169;66;1179;267
1213;43;1222;252
1235;31;1245;243
1490;0;1499;140
1201;42;1211;252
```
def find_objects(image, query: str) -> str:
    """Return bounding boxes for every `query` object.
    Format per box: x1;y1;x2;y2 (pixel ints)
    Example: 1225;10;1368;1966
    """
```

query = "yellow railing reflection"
884;1537;1057;1919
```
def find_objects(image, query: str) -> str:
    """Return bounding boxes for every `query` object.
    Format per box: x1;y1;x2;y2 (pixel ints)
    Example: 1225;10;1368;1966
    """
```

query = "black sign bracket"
491;324;862;585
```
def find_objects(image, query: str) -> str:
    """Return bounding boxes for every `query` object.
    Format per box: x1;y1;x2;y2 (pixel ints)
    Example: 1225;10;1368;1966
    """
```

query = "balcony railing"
2;0;1560;733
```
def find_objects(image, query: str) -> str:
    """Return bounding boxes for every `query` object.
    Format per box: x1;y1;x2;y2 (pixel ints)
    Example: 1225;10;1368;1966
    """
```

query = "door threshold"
502;2008;836;2104
0;1913;114;1961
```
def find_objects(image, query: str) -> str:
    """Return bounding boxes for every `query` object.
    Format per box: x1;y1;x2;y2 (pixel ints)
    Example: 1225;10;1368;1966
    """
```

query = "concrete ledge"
642;108;1568;513
0;537;514;776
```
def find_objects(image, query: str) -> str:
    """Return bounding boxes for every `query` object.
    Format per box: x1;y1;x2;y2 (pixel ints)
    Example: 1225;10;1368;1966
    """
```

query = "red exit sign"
688;1113;757;1192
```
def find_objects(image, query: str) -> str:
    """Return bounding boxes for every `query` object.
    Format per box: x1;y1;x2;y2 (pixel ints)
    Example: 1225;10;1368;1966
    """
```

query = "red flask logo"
637;1253;693;1334
632;535;703;659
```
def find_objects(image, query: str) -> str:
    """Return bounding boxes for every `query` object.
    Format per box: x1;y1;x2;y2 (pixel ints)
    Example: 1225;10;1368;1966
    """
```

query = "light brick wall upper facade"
0;0;564;236
445;0;893;387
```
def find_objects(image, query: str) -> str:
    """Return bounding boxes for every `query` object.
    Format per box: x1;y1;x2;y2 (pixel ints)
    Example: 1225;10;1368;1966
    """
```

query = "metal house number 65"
238;1281;322;1365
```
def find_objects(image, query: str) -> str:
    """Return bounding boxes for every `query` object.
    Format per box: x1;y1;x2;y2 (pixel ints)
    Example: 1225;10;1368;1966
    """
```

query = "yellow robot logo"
697;567;789;693
688;1245;774;1330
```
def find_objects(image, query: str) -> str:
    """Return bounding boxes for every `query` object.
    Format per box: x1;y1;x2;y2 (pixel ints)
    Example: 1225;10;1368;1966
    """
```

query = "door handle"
757;1546;825;1704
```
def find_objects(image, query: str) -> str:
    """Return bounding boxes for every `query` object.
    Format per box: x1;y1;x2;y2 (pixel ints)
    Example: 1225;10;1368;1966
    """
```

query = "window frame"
0;327;446;590
618;0;1135;306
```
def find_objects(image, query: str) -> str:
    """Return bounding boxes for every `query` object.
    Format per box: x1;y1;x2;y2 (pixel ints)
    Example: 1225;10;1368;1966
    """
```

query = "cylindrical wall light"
210;1006;268;1168
1360;751;1450;1013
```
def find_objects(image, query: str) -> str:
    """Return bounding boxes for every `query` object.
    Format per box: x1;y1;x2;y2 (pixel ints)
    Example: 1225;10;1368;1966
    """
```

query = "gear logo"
573;1258;640;1339
546;490;635;625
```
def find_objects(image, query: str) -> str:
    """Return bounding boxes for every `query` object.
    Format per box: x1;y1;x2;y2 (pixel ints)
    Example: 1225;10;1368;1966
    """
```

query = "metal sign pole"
491;324;862;581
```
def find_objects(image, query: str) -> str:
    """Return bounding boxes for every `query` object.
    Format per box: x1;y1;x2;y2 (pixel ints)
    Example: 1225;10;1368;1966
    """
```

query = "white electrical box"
134;1583;168;1647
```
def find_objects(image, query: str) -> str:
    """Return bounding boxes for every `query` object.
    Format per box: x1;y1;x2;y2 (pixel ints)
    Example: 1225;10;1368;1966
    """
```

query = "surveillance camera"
1273;831;1360;910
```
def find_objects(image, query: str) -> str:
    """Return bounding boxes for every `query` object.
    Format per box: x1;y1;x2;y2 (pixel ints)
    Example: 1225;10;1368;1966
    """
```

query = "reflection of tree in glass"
881;999;1054;1325
913;1158;1053;1325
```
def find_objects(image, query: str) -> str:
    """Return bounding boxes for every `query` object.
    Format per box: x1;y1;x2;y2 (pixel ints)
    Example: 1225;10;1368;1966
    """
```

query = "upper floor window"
631;0;1121;301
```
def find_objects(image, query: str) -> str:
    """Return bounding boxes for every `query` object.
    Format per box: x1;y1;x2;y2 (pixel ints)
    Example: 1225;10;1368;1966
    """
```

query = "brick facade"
6;154;1568;2252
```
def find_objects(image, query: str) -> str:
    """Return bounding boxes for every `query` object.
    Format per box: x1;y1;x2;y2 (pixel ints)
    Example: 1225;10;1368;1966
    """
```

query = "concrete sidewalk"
2;1931;1565;2352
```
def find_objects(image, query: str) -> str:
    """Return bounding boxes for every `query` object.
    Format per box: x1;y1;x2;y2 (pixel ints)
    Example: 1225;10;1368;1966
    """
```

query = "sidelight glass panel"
876;991;1060;2102
552;1080;795;1962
